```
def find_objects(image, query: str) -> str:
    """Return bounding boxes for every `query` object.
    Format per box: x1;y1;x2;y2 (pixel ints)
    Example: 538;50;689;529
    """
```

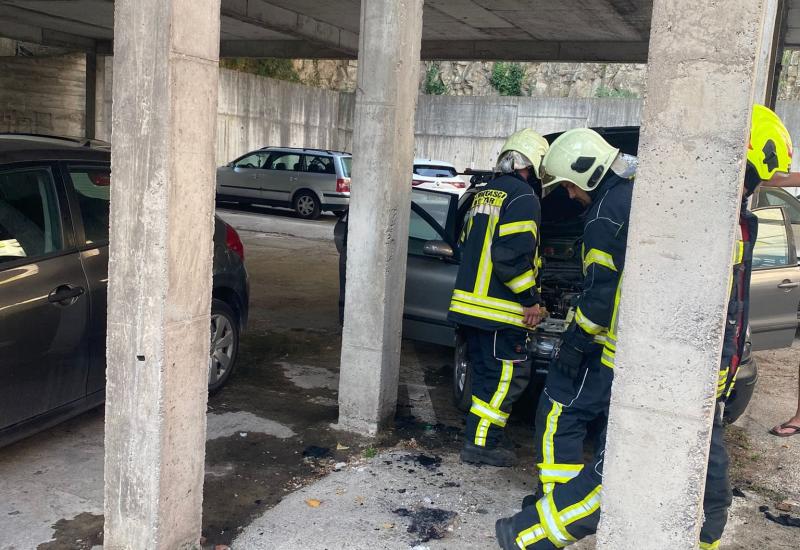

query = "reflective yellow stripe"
717;367;730;399
452;289;524;314
700;540;720;550
540;401;563;492
583;248;617;274
538;463;584;484
537;495;574;547
507;269;537;293
499;220;538;238
575;307;606;335
601;348;615;369
726;370;738;399
734;240;745;265
559;484;602;526
473;360;514;446
474;214;498;296
449;301;527;329
470;395;510;427
517;524;548;548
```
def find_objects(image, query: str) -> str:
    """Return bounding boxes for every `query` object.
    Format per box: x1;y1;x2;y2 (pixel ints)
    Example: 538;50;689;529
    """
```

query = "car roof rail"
0;132;110;148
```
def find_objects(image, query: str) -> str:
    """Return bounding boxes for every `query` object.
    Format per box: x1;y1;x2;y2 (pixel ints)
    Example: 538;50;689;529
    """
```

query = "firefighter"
495;128;635;549
495;109;793;550
449;128;549;467
701;104;793;550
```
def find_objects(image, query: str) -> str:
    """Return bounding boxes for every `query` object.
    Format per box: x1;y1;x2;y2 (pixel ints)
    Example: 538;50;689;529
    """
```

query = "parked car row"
335;126;800;424
215;147;470;219
0;134;249;447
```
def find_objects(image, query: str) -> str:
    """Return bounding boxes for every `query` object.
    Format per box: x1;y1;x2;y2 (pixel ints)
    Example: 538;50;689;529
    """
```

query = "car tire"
453;331;473;412
293;191;321;220
208;298;240;394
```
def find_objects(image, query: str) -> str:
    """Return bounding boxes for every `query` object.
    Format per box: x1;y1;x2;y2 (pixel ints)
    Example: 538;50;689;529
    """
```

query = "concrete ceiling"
0;0;797;62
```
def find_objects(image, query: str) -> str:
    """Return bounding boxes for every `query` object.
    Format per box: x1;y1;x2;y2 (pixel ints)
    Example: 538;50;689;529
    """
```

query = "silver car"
216;147;352;220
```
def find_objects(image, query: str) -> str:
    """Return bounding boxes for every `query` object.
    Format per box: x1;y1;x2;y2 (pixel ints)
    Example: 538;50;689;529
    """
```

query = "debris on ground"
776;499;800;513
393;506;458;544
759;505;800;527
305;499;322;508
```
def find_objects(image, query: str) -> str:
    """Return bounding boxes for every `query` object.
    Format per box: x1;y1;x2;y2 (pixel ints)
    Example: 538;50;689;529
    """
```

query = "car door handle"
48;284;85;304
777;280;800;290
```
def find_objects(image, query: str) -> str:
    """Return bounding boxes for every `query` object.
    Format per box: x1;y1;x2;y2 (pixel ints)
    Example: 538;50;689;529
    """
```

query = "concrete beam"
220;39;350;59
337;0;424;435
596;1;769;548
220;0;358;56
84;52;96;139
0;17;97;51
755;0;783;105
104;0;220;548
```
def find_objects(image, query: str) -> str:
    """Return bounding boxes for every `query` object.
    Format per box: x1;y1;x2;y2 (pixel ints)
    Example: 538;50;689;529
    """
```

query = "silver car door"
749;206;800;350
260;152;302;204
217;151;268;201
403;188;460;346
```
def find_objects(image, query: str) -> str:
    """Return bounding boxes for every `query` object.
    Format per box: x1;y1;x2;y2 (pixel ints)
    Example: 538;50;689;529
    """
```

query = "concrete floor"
0;206;799;549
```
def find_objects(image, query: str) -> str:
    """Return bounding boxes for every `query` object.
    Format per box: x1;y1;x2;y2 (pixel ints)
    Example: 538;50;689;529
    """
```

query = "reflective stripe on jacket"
448;174;541;331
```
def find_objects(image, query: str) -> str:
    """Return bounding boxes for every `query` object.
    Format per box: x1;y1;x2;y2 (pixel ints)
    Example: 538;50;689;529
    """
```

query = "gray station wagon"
216;146;352;220
335;127;800;424
0;135;250;447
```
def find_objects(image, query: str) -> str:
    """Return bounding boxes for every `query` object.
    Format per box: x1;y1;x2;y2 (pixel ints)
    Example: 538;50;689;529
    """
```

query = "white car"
411;159;467;196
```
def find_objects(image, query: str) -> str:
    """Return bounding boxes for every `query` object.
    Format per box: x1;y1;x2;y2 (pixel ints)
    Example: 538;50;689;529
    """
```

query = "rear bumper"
322;193;350;211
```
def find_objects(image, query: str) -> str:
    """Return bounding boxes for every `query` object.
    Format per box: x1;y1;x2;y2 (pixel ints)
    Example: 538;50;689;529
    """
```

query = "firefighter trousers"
510;351;612;548
699;403;732;549
463;326;531;448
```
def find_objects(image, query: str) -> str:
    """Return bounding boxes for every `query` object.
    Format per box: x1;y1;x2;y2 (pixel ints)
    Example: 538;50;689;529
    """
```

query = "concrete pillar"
84;52;96;139
103;0;220;548
337;0;424;434
0;37;15;56
754;0;783;105
596;2;771;549
93;54;109;142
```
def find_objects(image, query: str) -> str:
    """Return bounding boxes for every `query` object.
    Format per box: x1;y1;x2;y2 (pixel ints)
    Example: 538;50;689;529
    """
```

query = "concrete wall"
0;52;86;136
5;53;800;178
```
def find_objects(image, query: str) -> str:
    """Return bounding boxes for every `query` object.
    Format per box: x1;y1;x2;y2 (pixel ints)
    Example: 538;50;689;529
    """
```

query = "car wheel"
293;191;321;220
453;331;473;412
208;298;240;393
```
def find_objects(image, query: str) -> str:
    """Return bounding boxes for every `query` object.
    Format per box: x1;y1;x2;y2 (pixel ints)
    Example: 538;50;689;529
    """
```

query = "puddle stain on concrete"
36;512;103;550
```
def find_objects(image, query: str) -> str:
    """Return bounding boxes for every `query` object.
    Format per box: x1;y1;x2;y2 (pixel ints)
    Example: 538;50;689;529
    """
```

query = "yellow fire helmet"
496;128;549;178
540;128;619;192
748;104;793;181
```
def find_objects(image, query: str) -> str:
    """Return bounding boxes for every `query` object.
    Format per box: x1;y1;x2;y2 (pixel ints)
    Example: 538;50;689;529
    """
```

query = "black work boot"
460;441;516;467
521;493;537;509
495;517;519;550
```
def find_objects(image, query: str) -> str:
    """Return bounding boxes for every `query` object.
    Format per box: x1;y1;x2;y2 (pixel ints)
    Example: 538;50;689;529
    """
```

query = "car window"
304;155;335;175
234;152;269;169
414;164;457;178
411;189;451;230
753;208;792;269
68;167;110;244
266;153;302;172
760;188;800;224
0;167;63;264
341;157;352;178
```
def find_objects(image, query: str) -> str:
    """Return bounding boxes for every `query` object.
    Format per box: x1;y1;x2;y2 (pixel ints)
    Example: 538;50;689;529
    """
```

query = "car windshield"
341;157;352;178
414;165;457;178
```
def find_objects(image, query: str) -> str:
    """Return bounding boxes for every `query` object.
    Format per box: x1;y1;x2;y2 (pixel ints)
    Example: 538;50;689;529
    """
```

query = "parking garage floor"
0;207;798;549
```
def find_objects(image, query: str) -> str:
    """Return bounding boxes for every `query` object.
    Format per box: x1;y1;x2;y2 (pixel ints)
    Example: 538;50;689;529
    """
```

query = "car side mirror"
423;240;454;259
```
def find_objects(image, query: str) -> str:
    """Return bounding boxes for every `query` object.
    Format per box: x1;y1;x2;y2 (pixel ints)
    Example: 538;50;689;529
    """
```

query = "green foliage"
220;58;300;82
363;446;377;459
594;86;639;99
423;63;448;95
490;62;526;96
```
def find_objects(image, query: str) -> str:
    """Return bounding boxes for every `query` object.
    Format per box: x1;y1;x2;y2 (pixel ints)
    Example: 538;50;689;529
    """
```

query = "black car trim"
262;188;292;194
403;312;453;327
323;192;349;198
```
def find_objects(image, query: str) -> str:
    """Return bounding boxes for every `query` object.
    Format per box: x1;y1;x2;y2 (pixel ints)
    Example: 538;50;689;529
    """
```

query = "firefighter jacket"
561;173;633;368
448;173;541;331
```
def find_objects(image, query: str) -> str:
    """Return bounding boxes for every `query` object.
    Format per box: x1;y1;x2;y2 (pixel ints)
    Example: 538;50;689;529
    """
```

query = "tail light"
225;222;245;261
412;179;425;186
337;177;351;193
450;181;466;188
